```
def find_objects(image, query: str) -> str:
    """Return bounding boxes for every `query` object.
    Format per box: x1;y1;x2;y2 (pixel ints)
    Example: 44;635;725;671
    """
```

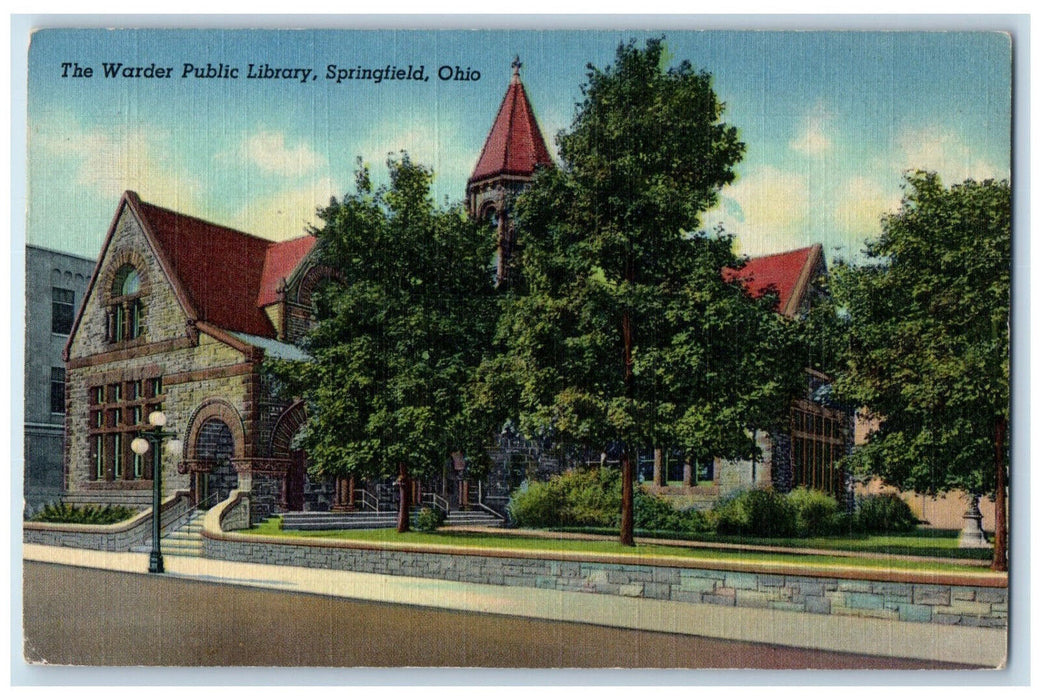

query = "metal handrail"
472;500;506;520
353;489;379;513
421;492;450;514
150;491;219;545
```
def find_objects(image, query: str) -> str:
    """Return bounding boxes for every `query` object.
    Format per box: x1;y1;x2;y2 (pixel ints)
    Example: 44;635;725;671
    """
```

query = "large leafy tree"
834;171;1010;570
271;156;496;532
498;38;799;545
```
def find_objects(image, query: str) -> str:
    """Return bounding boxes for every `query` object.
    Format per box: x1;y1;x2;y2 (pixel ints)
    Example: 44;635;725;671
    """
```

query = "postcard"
19;23;1014;673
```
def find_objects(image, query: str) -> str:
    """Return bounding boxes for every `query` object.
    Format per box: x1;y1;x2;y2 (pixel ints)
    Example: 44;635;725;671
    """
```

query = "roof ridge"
135;197;280;248
744;243;820;261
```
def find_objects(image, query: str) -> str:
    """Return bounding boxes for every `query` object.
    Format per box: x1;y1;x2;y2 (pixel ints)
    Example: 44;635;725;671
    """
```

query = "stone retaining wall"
203;528;1006;630
23;491;191;551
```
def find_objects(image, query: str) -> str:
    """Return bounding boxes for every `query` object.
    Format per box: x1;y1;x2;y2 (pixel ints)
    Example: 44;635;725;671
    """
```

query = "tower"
467;56;554;285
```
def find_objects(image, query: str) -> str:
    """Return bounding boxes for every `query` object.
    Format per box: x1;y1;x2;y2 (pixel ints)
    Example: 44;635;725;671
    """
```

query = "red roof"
257;235;317;307
131;194;314;337
724;244;823;317
469;63;553;184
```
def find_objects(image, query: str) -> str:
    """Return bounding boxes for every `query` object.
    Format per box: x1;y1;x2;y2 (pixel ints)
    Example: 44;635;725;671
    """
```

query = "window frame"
49;367;66;414
87;376;165;482
51;287;75;335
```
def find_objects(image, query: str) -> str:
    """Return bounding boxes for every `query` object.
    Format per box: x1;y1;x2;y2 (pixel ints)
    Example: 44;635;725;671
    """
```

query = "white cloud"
832;175;901;244
789;105;834;157
231;177;341;242
31;111;204;212
710;165;811;256
895;125;1009;184
235;130;324;177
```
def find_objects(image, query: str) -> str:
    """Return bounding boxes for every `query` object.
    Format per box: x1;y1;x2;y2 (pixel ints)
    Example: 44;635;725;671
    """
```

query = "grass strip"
246;519;992;575
549;527;993;560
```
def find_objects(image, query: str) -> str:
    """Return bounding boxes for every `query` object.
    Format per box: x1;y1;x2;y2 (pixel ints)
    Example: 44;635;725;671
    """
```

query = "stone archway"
195;419;237;503
184;399;245;506
271;401;308;511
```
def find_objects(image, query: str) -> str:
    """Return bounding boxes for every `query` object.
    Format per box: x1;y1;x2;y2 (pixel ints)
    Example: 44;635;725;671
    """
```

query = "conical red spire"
468;56;553;184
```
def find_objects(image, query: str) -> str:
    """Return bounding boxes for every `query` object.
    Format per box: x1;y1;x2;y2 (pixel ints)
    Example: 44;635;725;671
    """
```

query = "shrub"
29;502;138;525
560;468;621;527
712;488;796;537
634;490;710;534
508;479;566;527
854;493;918;534
413;506;446;532
787;487;841;537
507;468;621;528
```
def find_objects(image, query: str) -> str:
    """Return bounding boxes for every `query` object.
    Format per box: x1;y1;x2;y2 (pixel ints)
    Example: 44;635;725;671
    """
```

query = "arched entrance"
195;418;237;504
184;399;246;507
271;400;308;512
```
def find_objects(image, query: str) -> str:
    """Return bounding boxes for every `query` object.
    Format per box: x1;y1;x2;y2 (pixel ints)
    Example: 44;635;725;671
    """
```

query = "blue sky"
26;29;1011;262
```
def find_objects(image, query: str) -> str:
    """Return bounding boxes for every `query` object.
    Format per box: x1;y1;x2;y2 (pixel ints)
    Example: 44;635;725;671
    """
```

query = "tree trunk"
620;451;635;547
397;462;411;533
991;416;1008;572
653;448;665;487
619;306;636;547
683;458;694;487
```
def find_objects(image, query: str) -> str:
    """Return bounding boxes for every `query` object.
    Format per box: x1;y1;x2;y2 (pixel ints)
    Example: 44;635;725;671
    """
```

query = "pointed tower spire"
467;58;554;287
467;57;553;200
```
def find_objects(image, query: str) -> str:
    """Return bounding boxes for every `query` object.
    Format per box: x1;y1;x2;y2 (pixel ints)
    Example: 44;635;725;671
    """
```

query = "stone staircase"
158;509;207;557
281;507;504;531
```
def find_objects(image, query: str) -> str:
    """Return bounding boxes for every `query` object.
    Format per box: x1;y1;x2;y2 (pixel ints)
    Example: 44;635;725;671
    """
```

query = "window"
50;367;66;414
107;264;144;342
88;375;164;482
790;401;847;498
51;287;74;334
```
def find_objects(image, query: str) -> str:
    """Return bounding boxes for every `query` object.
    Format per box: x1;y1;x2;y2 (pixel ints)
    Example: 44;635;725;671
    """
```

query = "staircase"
281;506;504;531
157;509;207;557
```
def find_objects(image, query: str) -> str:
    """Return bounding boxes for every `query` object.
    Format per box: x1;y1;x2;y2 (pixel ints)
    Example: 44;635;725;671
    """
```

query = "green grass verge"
245;519;992;574
550;526;993;561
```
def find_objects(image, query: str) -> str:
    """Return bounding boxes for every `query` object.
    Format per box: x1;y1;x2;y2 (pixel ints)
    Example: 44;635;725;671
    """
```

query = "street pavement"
21;542;1004;668
23;560;976;669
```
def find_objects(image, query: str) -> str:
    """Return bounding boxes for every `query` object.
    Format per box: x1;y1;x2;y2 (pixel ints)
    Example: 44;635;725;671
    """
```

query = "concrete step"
157;509;207;557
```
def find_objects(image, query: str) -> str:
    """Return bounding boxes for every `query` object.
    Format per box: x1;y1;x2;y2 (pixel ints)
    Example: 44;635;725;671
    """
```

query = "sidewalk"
22;542;1005;667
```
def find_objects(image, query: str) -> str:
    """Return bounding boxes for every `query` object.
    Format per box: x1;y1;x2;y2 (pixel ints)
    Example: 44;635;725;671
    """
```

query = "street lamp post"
131;410;181;574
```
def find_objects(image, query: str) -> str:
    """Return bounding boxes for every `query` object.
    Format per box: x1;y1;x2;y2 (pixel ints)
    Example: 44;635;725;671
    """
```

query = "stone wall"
24;491;191;550
216;490;251;531
250;473;282;521
203;530;1007;630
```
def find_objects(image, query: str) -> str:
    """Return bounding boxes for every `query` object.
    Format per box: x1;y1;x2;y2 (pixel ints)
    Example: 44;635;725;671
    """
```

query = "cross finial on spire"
511;55;522;83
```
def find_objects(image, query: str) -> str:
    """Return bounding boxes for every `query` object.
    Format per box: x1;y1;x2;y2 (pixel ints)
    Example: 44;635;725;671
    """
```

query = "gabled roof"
468;58;554;184
257;235;317;307
129;192;314;338
724;244;824;318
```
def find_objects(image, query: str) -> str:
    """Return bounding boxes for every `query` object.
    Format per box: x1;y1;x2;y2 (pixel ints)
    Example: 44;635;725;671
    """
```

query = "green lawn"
551;526;993;561
245;519;996;575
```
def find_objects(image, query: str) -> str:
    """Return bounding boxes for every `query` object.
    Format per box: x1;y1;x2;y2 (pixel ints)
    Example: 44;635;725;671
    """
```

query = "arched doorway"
184;399;246;507
194;418;237;504
271;401;309;512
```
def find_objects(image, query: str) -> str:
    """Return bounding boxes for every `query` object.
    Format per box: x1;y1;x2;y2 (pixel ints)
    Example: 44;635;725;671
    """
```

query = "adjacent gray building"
24;245;95;513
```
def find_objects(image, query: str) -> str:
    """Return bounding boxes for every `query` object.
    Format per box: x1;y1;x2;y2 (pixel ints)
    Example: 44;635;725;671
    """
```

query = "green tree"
270;155;496;532
498;38;798;545
834;171;1010;570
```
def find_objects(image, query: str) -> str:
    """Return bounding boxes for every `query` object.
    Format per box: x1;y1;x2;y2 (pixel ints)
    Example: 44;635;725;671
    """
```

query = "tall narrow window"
94;435;105;480
790;402;847;498
49;367;66;414
108;264;144;342
51;287;74;334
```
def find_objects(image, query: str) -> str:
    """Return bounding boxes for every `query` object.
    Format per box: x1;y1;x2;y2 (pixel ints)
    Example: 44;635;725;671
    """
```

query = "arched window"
113;265;141;296
107;264;144;342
